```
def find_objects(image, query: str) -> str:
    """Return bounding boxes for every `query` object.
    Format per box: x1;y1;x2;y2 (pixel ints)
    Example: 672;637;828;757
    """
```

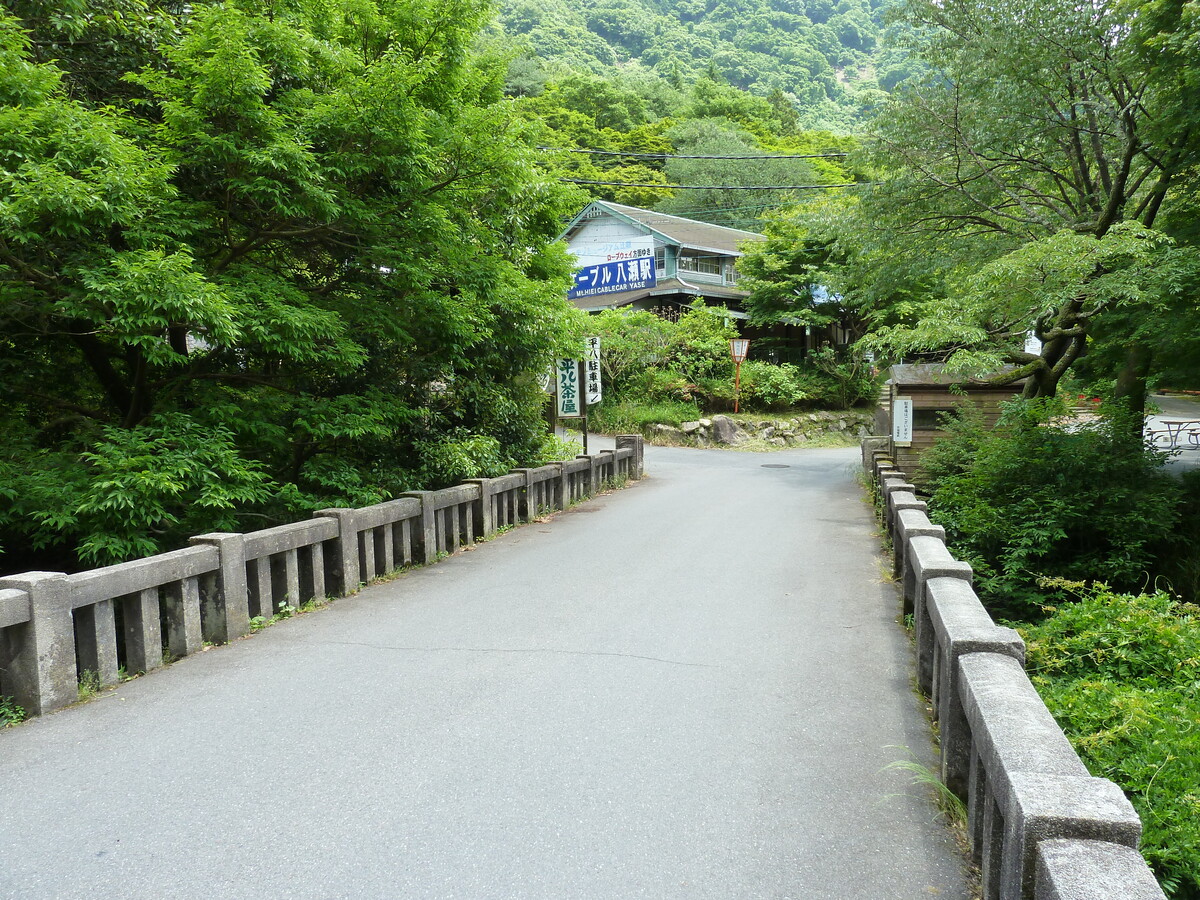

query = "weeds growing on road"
76;670;103;703
0;696;27;727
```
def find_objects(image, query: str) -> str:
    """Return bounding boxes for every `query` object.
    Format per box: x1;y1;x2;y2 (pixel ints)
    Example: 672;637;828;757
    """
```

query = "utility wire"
540;147;850;160
563;178;865;190
669;199;818;217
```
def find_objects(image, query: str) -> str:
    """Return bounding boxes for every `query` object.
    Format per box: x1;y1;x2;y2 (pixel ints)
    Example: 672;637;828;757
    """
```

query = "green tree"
0;0;583;569
844;0;1200;411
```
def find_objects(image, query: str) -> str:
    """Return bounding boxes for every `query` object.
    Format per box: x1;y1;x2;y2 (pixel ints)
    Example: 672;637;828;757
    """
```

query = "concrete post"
925;576;1025;799
1035;840;1167;900
598;450;616;485
1003;774;1141;900
552;463;569;510
0;573;76;716
578;454;600;496
74;598;119;687
190;533;250;643
860;435;888;471
908;535;973;694
399;492;438;564
313;508;361;596
466;479;496;538
162;577;203;660
122;587;164;675
512;469;536;521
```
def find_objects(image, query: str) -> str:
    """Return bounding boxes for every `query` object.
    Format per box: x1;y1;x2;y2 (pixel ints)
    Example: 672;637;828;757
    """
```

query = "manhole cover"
761;464;791;469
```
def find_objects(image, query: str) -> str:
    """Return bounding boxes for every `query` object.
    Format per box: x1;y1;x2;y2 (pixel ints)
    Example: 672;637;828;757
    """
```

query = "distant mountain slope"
497;0;916;130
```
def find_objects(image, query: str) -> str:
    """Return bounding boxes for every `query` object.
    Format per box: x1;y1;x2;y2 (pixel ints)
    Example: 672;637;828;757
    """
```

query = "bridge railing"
0;437;643;720
862;440;1166;900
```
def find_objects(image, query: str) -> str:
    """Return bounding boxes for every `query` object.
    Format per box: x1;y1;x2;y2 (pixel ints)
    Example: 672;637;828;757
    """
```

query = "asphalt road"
1146;392;1200;474
0;445;969;899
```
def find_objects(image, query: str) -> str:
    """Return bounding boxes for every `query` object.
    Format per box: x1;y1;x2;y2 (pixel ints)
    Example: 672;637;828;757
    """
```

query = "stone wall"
864;440;1167;900
649;410;874;447
0;438;644;720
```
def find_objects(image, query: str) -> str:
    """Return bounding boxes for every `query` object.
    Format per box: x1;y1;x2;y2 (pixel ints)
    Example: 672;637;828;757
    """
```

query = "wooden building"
885;364;1026;481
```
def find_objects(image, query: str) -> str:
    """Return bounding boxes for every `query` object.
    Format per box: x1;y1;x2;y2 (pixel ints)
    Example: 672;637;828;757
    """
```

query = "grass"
885;756;968;829
589;400;702;433
76;670;103;703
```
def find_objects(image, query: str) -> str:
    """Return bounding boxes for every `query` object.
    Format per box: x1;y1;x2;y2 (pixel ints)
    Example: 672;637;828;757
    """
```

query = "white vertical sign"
555;358;582;418
585;336;602;405
893;396;913;445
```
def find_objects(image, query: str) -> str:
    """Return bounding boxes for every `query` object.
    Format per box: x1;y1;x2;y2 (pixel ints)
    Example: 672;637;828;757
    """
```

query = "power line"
563;179;866;190
540;147;850;160
669;198;818;217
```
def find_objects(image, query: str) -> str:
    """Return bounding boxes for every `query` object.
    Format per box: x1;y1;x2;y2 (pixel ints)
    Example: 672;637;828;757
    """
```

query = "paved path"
0;445;968;899
1148;392;1200;475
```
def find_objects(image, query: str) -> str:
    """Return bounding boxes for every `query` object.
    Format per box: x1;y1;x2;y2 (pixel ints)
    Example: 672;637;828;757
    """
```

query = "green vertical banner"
555;358;583;418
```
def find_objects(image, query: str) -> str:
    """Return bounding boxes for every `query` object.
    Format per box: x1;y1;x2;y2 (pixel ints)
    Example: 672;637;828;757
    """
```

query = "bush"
627;367;700;404
588;399;701;434
739;361;807;410
664;304;737;382
1022;587;1200;898
806;346;878;408
587;309;674;399
923;400;1181;618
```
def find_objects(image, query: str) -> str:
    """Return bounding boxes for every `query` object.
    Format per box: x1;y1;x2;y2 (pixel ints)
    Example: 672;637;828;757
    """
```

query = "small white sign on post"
893;396;913;446
555;358;583;418
585;336;602;405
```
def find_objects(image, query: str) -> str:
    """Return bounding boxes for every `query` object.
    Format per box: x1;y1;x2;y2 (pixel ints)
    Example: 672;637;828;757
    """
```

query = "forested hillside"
494;0;908;131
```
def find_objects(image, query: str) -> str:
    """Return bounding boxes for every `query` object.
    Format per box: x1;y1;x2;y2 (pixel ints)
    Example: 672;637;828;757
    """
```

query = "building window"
678;254;722;275
912;408;958;430
655;246;666;276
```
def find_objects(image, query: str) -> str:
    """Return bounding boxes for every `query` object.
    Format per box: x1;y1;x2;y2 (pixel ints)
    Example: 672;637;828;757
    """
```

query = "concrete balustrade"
861;438;1167;900
924;576;1023;798
0;437;643;720
907;534;973;694
1036;840;1166;900
892;507;945;580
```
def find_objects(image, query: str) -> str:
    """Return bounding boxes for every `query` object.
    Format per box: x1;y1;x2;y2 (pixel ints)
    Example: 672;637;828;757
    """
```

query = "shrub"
737;361;805;410
805;346;879;407
415;433;511;486
628;367;701;404
587;309;675;399
924;400;1180;618
1022;587;1200;898
588;400;701;434
664;304;737;382
693;376;736;411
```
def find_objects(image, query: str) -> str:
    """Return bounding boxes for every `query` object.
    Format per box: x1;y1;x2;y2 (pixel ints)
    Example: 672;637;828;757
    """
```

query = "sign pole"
580;359;589;455
730;338;750;415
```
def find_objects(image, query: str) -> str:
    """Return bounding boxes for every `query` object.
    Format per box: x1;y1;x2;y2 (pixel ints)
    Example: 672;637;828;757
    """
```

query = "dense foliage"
922;400;1181;619
1023;587;1200;898
585;305;877;427
741;0;1200;413
496;0;899;133
0;0;584;571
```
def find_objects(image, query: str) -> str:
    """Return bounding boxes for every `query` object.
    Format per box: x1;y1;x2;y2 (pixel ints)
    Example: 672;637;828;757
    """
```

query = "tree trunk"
1113;342;1152;423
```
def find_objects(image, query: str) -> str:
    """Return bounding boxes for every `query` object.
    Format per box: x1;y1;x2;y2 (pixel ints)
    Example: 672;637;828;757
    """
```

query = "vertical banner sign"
585;337;602;405
892;396;913;445
556;358;583;418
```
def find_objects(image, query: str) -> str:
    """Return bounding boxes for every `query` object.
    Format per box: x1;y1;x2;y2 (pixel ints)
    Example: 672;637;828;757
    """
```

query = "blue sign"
568;258;656;300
